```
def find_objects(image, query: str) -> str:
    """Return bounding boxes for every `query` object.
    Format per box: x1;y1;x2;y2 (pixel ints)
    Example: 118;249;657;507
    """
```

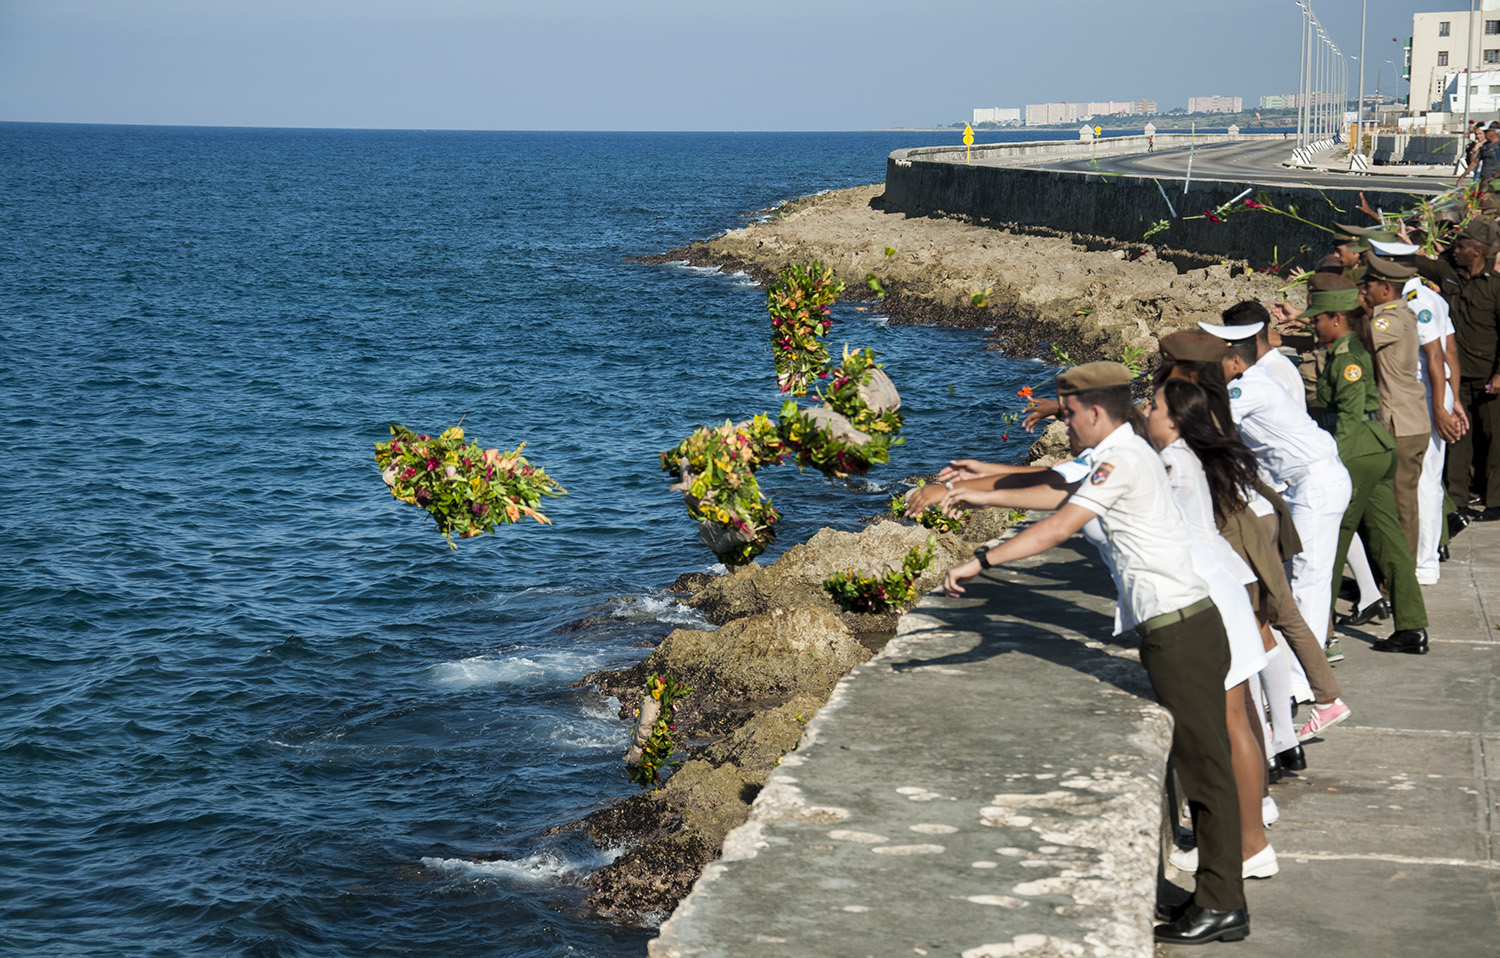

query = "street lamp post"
1356;0;1367;158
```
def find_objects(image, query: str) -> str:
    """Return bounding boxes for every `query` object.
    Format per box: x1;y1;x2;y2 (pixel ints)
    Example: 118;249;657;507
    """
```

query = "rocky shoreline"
569;182;1283;926
638;183;1290;365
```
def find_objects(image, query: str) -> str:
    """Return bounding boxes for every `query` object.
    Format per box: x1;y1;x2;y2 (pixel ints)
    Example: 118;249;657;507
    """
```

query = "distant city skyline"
0;0;1421;131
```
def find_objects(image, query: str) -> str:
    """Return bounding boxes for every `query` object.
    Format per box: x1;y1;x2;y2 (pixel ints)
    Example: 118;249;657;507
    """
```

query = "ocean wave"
428;650;612;690
608;594;714;629
421;845;624;883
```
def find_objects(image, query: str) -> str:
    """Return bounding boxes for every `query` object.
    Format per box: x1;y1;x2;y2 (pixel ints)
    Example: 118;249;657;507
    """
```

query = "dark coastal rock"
577;696;823;923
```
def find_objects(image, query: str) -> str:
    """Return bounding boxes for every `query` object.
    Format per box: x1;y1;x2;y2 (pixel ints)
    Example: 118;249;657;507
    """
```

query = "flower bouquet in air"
375;425;565;547
779;347;904;480
768;261;844;396
660;420;782;566
822;536;937;614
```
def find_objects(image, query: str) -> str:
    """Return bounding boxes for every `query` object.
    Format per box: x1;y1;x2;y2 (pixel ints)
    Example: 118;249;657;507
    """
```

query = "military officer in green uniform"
1360;254;1431;560
1307;287;1431;654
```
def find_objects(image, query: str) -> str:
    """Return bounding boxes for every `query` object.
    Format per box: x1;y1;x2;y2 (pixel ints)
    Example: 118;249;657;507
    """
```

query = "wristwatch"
974;546;993;569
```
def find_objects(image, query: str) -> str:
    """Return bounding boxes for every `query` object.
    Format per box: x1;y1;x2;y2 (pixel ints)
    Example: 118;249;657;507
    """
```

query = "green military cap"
1353;229;1400;252
1160;329;1231;362
1297;287;1361;318
1478;193;1500;213
1363;253;1417;284
1331;222;1369;242
1307;272;1359;292
1461;217;1500;247
1055;361;1134;395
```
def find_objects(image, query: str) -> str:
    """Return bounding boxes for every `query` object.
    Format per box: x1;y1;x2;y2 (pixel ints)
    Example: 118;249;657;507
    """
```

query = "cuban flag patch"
1090;463;1115;485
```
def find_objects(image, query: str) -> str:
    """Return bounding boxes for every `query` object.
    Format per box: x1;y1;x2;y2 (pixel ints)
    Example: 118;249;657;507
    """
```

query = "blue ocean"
0;124;1055;957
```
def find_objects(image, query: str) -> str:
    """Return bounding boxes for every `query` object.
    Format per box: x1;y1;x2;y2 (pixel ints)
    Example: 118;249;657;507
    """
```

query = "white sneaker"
1168;843;1278;878
1262;795;1279;827
1416;571;1439;586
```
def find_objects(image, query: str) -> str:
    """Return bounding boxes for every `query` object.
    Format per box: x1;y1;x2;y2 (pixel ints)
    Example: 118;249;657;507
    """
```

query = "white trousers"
1416;430;1447;582
1281;458;1353;644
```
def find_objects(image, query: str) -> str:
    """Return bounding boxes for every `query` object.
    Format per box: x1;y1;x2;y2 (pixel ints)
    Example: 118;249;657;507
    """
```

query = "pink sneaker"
1297;699;1350;742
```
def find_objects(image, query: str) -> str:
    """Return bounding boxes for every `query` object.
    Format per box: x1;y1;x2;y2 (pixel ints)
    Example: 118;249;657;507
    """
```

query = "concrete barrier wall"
1371;133;1462;166
881;145;1432;268
925;133;1245;165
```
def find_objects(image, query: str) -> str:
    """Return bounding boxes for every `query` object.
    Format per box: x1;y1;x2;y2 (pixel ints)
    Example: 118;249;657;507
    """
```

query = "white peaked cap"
1197;320;1263;340
1368;238;1419;257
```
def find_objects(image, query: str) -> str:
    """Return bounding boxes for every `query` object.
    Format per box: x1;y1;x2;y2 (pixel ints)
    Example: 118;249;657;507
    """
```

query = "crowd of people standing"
901;190;1499;945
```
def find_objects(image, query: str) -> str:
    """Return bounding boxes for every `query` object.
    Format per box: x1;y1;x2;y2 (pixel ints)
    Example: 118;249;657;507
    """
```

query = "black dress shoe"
1154;905;1250;944
1449;511;1471;537
1276;743;1307;771
1371;628;1429;654
1337;597;1390;627
1156;898;1192;923
1438;544;1450;563
1473;506;1500;522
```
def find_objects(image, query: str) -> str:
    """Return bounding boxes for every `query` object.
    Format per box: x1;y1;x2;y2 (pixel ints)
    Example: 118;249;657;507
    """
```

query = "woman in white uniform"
1145;379;1277;878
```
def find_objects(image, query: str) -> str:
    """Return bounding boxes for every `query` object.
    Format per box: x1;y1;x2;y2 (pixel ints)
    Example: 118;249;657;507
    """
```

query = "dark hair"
1222;300;1270;327
1068;384;1133;423
1224;338;1258;367
1222;301;1271;343
1159;379;1257;524
1153;359;1235;438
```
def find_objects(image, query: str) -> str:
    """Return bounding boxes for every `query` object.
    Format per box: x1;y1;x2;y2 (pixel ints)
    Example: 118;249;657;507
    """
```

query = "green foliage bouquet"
375;425;566;547
822;535;937;614
768;261;844;396
660;419;783;566
625;672;694;789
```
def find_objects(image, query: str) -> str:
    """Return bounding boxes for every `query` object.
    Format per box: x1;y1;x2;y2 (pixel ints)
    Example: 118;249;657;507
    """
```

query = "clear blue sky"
0;0;1423;130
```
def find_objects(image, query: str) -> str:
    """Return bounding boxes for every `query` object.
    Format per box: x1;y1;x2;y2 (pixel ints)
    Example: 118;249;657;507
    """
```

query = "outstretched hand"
942;558;981;597
1022;397;1061;432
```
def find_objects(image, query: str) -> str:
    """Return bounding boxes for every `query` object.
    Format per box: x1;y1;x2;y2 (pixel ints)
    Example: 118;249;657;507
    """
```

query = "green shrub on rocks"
822;535;937;614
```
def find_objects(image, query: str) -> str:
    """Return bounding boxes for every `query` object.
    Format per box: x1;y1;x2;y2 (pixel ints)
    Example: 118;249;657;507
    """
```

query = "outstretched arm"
940;469;1075;512
943;503;1096;596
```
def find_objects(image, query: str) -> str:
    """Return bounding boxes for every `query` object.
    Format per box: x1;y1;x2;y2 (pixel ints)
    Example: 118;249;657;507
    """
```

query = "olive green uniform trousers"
1138;604;1244;912
1334;449;1429;632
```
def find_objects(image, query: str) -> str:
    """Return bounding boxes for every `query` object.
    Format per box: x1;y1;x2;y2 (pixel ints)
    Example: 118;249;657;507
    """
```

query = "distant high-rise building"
1188;95;1244;114
1259;94;1297;109
972;107;1022;125
1023;100;1149;125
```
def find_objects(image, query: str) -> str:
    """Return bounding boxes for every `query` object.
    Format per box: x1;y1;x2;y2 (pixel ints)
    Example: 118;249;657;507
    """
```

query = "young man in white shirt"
942;362;1248;946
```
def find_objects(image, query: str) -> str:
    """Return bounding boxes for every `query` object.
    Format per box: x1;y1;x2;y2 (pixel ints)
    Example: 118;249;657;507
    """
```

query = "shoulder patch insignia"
1406;289;1419;301
1229;386;1242;399
1090;463;1115;486
1342;363;1363;383
1419;309;1433;323
1373;316;1390;331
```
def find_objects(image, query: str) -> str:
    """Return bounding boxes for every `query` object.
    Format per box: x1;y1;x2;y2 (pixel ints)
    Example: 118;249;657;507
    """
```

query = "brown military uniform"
1370;299;1429;558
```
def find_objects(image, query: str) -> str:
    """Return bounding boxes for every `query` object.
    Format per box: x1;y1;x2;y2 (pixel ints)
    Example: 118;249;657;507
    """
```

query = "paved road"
1012;137;1447;196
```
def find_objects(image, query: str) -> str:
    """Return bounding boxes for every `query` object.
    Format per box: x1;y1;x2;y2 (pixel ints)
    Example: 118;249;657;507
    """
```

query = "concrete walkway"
651;519;1499;957
1163;518;1500;956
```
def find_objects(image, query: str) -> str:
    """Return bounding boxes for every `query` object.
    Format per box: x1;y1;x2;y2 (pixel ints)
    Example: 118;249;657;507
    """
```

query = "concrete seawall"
879;141;1430;268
